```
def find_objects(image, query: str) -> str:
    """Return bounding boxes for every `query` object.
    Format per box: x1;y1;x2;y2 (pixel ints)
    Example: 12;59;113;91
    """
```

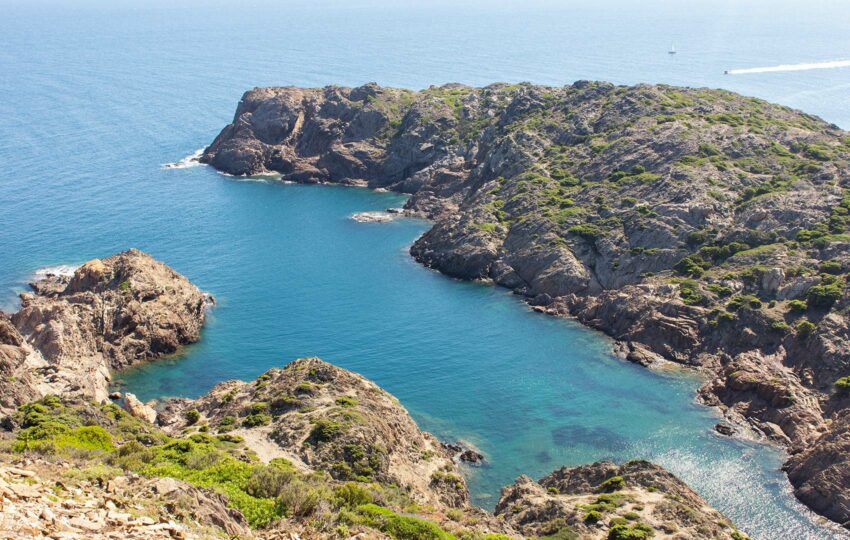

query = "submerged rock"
351;211;395;223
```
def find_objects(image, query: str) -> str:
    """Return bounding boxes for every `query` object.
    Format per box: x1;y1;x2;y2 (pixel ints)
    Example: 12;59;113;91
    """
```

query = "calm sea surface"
2;1;850;538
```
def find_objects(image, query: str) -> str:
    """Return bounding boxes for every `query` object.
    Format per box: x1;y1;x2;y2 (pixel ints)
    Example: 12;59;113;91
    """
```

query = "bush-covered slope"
203;81;850;527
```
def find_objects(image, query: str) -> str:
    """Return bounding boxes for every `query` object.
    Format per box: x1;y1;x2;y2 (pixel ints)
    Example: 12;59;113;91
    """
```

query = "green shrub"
244;465;294;498
356;504;455;540
185;409;201;425
726;295;762;311
309;418;343;443
674;255;709;278
796;320;817;337
706;283;733;297
584;510;603;523
600;475;625;492
788;299;808;312
770;321;791;333
835;376;850;394
270;395;301;414
335;482;374;508
242;413;271;428
218;416;237;432
608;522;654;540
568;224;603;240
248;402;269;415
807;281;844;307
820;259;843;274
119;281;131;292
276;479;325;518
677;280;706;306
335;396;358;408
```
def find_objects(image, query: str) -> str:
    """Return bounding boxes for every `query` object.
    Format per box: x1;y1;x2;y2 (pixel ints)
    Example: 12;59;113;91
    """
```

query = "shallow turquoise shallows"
2;1;850;538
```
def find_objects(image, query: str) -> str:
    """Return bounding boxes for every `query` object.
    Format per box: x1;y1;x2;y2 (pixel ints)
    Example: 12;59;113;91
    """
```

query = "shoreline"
195;81;850;531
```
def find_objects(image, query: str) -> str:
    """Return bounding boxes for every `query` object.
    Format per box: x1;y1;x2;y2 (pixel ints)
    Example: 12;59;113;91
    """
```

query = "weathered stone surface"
0;460;249;539
123;393;158;424
785;412;850;527
496;460;743;539
163;357;469;509
1;249;210;410
202;81;850;526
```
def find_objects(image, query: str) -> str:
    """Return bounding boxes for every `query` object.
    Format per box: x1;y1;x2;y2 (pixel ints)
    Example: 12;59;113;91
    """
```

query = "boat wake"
162;148;205;169
726;59;850;75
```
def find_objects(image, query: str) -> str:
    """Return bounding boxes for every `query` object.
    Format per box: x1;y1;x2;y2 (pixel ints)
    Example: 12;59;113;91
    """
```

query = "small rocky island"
201;81;850;529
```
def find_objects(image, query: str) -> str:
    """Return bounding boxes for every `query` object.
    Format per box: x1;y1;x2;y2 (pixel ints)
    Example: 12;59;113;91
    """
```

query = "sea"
2;1;850;537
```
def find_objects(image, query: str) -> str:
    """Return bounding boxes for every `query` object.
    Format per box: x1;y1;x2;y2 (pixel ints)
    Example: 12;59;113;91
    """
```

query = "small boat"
668;44;676;55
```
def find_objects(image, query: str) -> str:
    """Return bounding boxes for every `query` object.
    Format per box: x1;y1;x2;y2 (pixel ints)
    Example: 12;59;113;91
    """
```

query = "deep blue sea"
2;1;850;538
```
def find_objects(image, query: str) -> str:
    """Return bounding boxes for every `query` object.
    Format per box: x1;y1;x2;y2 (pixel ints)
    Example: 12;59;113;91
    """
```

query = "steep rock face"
1;249;210;408
162;357;470;509
205;81;850;526
785;411;850;528
495;460;743;539
0;313;40;412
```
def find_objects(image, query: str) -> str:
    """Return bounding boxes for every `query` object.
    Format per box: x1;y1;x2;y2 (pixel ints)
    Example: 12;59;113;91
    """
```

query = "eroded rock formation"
0;249;210;411
203;81;850;526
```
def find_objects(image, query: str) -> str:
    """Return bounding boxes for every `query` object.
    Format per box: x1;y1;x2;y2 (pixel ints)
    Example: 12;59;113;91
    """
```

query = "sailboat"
668;44;676;55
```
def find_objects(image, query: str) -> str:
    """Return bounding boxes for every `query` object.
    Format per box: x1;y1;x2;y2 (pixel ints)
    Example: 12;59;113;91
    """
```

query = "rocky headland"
0;356;747;539
0;249;211;412
201;81;850;528
496;460;742;540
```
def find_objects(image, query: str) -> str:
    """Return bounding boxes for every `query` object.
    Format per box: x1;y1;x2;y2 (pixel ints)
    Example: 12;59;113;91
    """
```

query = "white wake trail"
726;59;850;75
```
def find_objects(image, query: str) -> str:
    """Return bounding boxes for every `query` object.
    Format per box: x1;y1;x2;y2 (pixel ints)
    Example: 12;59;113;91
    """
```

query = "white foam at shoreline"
727;59;850;75
162;148;205;169
351;211;396;223
33;264;78;280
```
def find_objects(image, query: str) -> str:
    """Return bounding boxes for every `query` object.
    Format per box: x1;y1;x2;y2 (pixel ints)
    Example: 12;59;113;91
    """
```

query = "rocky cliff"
158;357;473;510
202;81;850;527
0;249;210;411
496;460;743;540
0;358;745;539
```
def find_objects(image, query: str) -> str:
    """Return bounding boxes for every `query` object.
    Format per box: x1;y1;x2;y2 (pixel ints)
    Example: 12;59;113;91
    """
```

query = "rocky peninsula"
0;249;211;412
1;355;746;539
201;81;850;528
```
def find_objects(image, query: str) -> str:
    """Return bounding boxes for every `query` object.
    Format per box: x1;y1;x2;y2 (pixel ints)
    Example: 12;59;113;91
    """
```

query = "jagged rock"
1;249;210;410
198;81;850;528
715;423;736;436
496;460;744;539
442;442;485;465
163;357;470;508
123;393;157;424
785;414;850;527
761;267;785;294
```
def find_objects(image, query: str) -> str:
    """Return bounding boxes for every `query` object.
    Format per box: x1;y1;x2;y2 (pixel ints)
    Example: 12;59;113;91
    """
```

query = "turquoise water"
2;1;850;538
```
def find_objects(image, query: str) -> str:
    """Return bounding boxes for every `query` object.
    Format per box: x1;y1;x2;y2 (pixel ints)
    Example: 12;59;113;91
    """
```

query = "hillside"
202;81;850;527
0;358;746;539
